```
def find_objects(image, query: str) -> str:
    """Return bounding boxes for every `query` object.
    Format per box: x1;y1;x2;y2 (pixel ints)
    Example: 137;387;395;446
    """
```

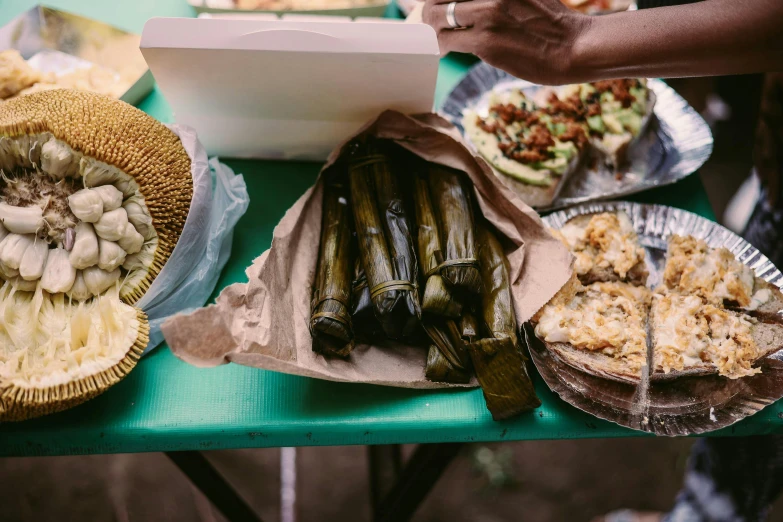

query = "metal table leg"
373;443;464;522
165;451;264;522
368;444;403;512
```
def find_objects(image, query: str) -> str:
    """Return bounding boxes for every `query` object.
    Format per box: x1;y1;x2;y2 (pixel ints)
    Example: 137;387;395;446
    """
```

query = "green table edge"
1;0;780;458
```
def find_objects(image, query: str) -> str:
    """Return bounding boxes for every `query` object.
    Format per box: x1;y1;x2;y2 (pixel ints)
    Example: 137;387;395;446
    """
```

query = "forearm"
570;0;783;83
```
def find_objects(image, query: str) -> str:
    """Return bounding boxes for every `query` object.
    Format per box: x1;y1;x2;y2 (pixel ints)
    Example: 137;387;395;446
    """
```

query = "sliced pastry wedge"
661;234;783;315
550;211;648;286
0;90;192;421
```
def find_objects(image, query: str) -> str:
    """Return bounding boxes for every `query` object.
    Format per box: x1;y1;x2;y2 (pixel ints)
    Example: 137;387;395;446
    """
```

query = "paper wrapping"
161;110;573;389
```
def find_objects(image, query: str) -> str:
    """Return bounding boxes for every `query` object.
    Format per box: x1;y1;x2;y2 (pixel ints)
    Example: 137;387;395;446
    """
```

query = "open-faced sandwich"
532;211;783;384
464;79;655;207
549;79;655;168
463;88;589;207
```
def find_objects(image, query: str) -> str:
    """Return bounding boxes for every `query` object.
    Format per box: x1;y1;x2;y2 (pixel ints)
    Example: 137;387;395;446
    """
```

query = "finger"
437;27;477;55
423;0;487;31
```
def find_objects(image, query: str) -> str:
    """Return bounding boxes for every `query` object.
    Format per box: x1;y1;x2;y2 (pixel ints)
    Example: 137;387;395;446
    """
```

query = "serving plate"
525;201;783;436
0;6;152;106
440;62;714;210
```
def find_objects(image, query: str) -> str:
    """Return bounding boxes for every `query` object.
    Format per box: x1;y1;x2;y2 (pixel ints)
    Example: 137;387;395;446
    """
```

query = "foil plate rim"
527;201;783;436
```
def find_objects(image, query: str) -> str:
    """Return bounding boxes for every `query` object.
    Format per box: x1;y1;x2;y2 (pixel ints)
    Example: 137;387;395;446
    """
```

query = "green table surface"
2;0;781;458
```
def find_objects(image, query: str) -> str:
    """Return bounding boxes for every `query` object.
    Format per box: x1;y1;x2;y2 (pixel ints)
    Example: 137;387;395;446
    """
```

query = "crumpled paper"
162;110;573;389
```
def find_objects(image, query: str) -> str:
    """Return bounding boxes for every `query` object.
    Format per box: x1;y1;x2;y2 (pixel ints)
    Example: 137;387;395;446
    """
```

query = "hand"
422;0;590;85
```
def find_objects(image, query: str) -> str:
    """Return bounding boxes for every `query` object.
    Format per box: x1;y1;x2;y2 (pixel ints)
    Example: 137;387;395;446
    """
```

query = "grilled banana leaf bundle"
468;225;541;419
310;173;355;358
308;139;541;420
349;139;421;340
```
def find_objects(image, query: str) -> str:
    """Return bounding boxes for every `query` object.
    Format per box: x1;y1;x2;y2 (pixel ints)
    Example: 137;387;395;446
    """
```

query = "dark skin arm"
421;0;783;85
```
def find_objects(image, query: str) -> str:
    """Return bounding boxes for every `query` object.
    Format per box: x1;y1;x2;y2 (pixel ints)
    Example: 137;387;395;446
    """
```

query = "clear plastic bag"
137;124;249;353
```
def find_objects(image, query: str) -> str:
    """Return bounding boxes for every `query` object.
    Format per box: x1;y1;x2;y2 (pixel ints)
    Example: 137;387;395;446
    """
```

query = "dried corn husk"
349;140;420;340
467;225;540;419
427;165;481;294
310;174;355;358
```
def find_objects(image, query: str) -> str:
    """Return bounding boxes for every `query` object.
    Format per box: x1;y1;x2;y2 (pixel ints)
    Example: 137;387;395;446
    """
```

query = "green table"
2;0;781;461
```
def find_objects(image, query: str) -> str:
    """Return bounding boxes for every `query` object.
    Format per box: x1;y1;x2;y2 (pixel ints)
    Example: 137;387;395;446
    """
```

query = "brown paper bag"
162;110;573;389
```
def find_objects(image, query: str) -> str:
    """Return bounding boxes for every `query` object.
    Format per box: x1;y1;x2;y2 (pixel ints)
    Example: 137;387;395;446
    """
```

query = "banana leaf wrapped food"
460;311;480;343
309;173;355;357
351;261;384;343
423;320;473;384
411;168;462;318
427;165;482;295
468;224;541;419
349;140;421;340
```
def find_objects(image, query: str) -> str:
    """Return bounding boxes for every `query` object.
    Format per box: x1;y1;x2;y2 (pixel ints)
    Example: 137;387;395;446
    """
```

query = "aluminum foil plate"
526;201;783;436
0;6;152;105
440;62;714;210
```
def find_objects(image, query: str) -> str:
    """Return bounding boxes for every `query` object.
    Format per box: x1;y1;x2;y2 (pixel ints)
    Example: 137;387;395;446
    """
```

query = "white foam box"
140;17;439;160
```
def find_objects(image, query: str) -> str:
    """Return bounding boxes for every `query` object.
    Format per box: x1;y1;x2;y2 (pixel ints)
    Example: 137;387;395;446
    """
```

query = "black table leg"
166;451;264;522
368;444;403;512
373;443;464;522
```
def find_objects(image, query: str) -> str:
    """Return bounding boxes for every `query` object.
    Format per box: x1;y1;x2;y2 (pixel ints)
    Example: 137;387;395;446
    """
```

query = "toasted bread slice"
552;212;648;286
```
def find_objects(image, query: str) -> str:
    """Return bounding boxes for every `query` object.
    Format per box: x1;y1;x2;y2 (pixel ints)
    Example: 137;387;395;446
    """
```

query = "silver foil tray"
527;201;783;436
440;62;714;210
0;5;152;105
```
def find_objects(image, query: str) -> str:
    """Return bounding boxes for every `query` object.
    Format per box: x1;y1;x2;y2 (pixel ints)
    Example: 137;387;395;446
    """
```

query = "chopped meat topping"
558;122;588;148
545;92;586;120
592;79;639;108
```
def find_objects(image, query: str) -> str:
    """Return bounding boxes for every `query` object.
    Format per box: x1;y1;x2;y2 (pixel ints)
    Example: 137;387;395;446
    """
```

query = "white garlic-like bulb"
69;222;99;270
40;137;76;179
83;266;121;296
68;271;92;301
92;185;123;212
122;199;155;240
117;222;144;255
97;238;126;271
0;203;45;234
0;233;35;270
68;189;104;223
94;208;128;242
20;239;48;281
41;247;76;293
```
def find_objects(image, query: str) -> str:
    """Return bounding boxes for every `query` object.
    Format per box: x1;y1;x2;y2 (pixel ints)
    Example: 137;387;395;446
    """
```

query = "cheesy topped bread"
532;211;783;383
550;211;648;285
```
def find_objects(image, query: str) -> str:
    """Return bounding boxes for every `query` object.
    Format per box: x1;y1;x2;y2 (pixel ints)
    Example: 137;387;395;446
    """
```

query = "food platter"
526;201;783;436
440;62;713;210
0;6;153;105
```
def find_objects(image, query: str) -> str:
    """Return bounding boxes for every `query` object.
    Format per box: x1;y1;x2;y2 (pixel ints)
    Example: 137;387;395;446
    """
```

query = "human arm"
421;0;783;85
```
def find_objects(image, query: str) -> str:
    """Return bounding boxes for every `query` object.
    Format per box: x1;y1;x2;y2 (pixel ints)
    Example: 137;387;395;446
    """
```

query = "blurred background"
2;73;781;522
